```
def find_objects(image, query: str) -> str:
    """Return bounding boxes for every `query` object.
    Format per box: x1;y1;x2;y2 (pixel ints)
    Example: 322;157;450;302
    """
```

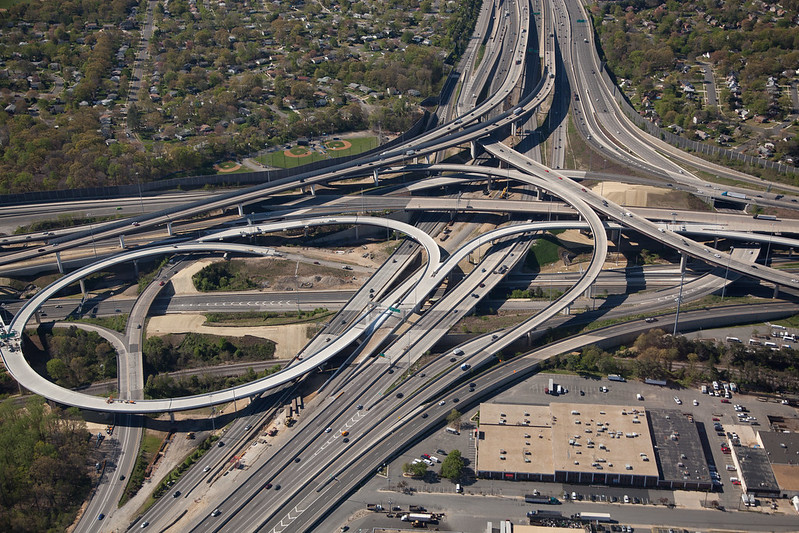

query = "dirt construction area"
593;182;688;208
146;315;311;358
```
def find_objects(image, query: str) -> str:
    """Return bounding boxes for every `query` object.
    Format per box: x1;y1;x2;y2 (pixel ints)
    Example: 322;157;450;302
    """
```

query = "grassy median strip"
203;309;333;327
119;432;163;507
137;434;220;515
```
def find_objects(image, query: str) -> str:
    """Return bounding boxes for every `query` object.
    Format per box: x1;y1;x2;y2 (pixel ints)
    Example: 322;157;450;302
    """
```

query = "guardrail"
598;63;799;177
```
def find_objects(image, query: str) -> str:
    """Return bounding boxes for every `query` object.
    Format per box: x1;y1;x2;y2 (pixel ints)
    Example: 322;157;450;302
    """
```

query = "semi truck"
574;512;612;522
721;191;747;199
400;513;434;523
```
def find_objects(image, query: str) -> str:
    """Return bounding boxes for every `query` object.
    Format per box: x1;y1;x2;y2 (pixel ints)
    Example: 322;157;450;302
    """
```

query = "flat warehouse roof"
550;403;658;477
647;408;711;485
734;446;780;494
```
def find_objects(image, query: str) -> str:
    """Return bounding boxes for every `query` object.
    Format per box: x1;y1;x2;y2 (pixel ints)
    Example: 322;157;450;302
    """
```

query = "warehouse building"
647;409;712;490
477;403;709;489
754;431;799;498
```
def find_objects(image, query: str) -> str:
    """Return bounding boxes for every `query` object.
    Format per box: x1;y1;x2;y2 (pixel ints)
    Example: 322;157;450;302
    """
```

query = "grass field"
0;0;27;8
259;136;378;168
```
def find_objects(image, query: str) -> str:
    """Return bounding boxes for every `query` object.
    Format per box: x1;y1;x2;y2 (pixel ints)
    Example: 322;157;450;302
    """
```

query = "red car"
732;479;741;486
712;417;720;421
721;399;730;403
421;453;430;459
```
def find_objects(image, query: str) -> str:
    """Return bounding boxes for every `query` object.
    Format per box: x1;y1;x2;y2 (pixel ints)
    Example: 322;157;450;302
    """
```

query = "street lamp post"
86;213;98;259
673;261;686;336
722;246;734;300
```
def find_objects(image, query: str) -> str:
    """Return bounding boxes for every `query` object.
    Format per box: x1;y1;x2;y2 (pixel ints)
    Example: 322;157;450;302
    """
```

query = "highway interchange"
2;0;799;531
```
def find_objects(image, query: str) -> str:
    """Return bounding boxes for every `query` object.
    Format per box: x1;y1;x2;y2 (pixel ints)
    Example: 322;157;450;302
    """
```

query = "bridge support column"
355;225;359;240
713;236;718;247
119;235;125;249
680;253;687;272
774;286;780;299
373;169;379;186
55;251;64;274
133;260;139;277
309;184;316;196
511;121;517;137
166;221;173;236
79;279;87;298
169;412;175;423
237;204;244;217
470;141;478;159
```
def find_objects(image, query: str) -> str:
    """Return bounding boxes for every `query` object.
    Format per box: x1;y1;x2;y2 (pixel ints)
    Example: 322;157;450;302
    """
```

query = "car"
579;390;585;396
173;490;181;498
313;261;320;265
731;479;741;486
274;484;281;490
120;474;126;481
453;398;459;403
356;404;363;410
712;417;720;421
693;399;699;406
98;514;105;521
422;454;430;459
131;222;140;226
438;400;446;406
266;483;273;489
395;392;404;399
721;398;730;403
245;424;252;430
674;397;682;405
610;495;618;502
421;413;428;418
341;430;349;436
325;427;332;433
472;293;479;298
204;466;211;472
479;283;486;288
623;495;630;503
294;457;301;463
644;317;657;323
211;509;221;517
217;441;224;447
140;521;149;528
450;357;456;362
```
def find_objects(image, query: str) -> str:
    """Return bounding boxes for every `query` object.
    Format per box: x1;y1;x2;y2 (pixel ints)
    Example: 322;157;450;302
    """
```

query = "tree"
440;449;464;480
446;408;462;429
402;461;427;477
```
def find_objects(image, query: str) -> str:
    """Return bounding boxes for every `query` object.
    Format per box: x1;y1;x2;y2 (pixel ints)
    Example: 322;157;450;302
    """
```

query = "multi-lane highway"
2;0;799;531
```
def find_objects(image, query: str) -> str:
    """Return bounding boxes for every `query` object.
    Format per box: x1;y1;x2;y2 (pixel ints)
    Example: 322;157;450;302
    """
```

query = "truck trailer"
574;512;612;522
401;513;434;523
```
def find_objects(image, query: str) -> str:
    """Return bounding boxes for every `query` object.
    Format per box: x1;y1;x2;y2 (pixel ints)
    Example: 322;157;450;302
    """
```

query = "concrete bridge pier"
166;221;173;236
470;141;478;159
308;184;316;196
774;285;780;299
55;252;64;274
237;204;244;217
119;235;125;249
79;279;87;298
373;169;379;186
680;253;687;272
133;260;139;277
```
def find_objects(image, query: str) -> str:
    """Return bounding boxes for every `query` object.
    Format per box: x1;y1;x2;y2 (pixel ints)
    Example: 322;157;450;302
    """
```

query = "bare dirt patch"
171;258;220;295
146;314;311;358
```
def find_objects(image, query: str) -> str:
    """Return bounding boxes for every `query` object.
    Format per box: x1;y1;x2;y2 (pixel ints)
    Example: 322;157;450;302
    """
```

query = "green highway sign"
388;306;400;313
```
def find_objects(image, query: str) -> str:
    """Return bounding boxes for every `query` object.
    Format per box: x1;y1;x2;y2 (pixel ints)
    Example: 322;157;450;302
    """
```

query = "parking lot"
386;370;797;515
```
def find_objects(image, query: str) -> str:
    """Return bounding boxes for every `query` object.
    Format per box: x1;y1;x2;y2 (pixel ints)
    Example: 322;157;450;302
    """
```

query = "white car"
693;399;699;406
674;397;682;405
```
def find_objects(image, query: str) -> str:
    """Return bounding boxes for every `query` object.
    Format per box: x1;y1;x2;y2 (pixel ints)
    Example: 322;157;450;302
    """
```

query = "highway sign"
388;306;400;313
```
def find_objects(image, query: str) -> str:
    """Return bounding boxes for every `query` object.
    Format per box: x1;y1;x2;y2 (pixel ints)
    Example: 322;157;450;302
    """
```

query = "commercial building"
755;431;799;498
476;403;709;490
